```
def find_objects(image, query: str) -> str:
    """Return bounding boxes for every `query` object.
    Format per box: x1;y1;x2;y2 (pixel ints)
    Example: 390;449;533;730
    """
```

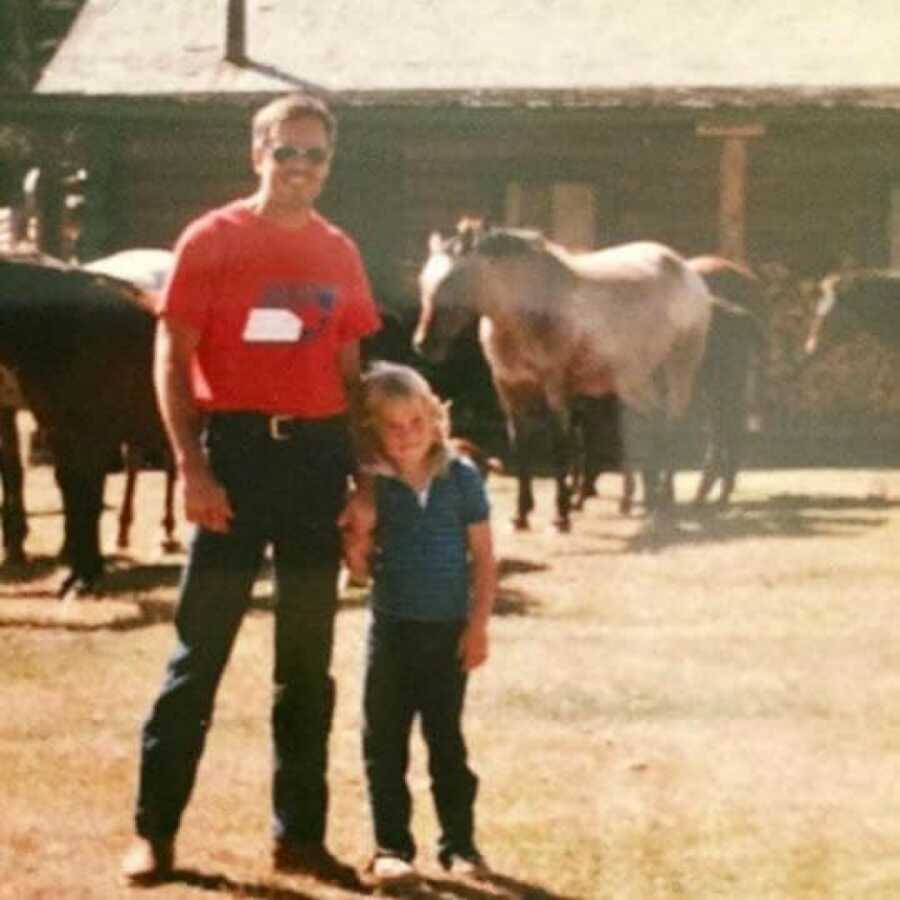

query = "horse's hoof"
511;517;530;531
160;539;182;554
58;574;103;602
554;519;571;533
619;500;632;516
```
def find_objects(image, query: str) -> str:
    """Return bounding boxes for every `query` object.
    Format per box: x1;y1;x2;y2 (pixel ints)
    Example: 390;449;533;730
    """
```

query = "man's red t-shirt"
159;201;381;418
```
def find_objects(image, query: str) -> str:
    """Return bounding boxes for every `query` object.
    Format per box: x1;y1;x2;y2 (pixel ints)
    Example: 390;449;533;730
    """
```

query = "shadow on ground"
168;865;578;900
0;557;292;632
622;491;899;554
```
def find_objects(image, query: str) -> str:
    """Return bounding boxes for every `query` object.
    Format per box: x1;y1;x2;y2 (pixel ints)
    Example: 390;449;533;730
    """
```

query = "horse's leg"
548;406;573;532
632;408;664;513
693;384;719;505
718;387;747;507
576;394;630;512
569;402;587;511
0;408;27;564
117;443;139;549
641;440;662;512
620;465;636;515
659;331;708;511
602;394;632;513
508;415;536;530
161;451;180;552
577;398;602;505
694;437;720;505
617;377;664;514
54;446;108;597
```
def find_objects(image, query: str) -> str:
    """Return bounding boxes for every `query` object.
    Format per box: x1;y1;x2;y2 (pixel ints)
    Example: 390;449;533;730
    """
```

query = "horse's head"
412;227;482;364
804;273;842;356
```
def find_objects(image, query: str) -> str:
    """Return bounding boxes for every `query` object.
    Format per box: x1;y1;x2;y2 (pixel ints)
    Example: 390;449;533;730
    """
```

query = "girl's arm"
459;520;497;671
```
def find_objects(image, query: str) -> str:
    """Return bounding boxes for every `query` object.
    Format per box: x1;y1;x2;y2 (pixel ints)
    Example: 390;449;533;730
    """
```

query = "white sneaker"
442;851;491;880
369;853;418;887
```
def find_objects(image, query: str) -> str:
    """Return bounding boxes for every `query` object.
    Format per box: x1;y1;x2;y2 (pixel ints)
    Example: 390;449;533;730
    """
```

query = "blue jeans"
362;613;478;862
134;413;352;845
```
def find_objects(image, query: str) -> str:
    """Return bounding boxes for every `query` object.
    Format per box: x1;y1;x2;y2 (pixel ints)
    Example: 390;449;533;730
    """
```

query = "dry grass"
3;452;900;899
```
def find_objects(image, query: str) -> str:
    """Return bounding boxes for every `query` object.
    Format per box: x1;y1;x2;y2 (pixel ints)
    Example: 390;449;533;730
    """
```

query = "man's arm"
154;317;233;532
338;339;363;418
459;520;497;671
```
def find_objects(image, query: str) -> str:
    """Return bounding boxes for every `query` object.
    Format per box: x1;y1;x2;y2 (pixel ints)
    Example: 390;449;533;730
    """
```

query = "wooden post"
697;124;765;262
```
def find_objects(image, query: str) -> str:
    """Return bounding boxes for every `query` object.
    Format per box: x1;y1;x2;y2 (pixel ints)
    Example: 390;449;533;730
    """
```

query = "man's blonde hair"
354;362;452;474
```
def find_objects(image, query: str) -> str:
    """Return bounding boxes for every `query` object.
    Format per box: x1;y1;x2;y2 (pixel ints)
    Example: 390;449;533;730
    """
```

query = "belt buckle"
269;414;292;441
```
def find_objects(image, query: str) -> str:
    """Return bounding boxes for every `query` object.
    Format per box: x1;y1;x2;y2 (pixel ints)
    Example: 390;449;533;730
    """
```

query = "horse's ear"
428;232;444;255
456;215;483;233
456;216;484;254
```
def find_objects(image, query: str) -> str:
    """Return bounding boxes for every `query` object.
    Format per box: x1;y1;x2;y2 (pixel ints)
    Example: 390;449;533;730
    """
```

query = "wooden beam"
719;137;748;261
696;123;766;140
698;123;765;262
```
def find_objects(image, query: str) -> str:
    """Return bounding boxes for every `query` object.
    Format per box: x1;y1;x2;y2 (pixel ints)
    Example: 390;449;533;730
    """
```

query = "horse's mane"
463;228;577;339
473;228;546;257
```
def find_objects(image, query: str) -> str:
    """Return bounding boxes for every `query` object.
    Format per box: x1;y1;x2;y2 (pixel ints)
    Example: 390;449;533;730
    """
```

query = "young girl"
341;362;496;888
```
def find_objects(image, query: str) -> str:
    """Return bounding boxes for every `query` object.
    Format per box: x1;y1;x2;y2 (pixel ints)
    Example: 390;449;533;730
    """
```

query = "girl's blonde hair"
355;362;452;474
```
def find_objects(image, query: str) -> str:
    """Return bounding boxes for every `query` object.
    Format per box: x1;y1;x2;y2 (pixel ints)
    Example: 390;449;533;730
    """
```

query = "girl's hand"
458;621;489;671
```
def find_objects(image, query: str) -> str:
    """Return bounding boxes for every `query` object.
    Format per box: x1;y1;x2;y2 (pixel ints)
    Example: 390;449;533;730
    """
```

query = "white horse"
414;223;713;529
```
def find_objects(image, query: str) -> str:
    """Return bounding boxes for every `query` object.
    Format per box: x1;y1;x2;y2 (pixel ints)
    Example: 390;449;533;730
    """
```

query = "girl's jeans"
362;612;479;861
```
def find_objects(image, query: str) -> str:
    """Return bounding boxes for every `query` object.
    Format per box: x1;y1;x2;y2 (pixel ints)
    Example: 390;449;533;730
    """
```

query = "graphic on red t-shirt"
247;282;336;344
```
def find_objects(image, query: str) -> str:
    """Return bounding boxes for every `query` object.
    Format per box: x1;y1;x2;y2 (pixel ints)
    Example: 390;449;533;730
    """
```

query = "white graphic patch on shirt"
242;307;304;343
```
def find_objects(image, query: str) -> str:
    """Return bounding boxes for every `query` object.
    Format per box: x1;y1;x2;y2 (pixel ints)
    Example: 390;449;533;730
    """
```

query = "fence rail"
0;208;14;254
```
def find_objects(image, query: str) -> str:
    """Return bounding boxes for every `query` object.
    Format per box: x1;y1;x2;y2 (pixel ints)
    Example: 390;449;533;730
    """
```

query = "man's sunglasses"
270;143;331;165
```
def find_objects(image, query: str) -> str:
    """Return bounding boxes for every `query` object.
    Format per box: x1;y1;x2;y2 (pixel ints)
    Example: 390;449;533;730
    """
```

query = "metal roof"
34;0;900;109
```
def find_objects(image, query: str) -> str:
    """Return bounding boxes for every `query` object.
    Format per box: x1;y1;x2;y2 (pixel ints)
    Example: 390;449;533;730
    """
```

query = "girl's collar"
365;443;453;481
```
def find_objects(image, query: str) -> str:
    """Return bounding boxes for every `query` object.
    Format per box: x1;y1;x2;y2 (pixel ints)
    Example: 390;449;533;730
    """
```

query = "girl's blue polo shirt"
371;456;489;622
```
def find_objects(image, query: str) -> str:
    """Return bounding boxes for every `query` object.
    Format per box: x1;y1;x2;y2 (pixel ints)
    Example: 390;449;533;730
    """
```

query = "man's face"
254;115;333;210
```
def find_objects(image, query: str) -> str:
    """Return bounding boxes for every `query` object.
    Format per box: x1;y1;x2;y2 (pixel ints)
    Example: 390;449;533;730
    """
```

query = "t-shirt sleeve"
157;219;220;334
337;240;381;343
455;458;490;525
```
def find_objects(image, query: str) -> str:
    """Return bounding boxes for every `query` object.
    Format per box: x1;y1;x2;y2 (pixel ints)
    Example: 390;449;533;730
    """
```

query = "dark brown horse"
805;269;900;355
0;388;26;563
84;249;179;554
689;256;765;506
414;224;713;530
0;257;166;596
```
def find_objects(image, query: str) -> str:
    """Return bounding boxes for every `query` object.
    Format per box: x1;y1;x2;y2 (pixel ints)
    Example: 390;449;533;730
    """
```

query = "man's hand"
182;460;233;533
458;621;489;671
338;486;376;579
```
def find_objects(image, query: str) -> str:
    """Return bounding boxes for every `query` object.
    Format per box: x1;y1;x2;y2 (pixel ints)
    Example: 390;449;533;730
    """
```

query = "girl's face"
377;398;436;472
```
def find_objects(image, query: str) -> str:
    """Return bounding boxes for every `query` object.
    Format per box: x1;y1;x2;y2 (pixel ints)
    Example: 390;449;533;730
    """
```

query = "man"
120;93;380;888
